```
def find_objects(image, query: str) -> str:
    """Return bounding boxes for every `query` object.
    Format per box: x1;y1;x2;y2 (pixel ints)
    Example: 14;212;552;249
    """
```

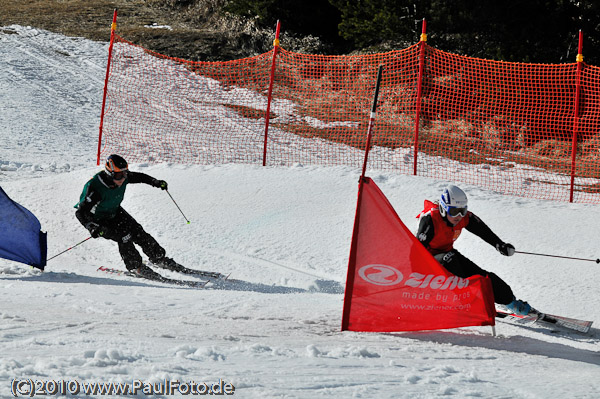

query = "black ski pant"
434;250;514;305
99;207;166;271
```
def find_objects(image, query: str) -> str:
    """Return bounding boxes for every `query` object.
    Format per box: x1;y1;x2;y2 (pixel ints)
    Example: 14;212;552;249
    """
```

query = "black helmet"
105;154;128;179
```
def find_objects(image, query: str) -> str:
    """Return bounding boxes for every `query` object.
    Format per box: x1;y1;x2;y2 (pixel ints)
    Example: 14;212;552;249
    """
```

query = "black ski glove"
86;222;108;239
496;242;515;256
152;179;168;190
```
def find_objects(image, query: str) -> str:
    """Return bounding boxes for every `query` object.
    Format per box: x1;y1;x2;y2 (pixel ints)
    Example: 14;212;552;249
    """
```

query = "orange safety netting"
98;34;600;203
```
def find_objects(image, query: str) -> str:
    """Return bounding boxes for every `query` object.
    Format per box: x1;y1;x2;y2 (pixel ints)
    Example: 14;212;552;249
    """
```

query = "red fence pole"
569;30;584;202
96;9;118;166
413;19;427;175
262;20;281;166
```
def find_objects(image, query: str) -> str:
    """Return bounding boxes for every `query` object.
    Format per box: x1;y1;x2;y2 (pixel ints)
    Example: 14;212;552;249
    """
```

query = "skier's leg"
434;250;515;305
114;238;163;279
116;240;144;271
115;208;167;263
100;212;144;271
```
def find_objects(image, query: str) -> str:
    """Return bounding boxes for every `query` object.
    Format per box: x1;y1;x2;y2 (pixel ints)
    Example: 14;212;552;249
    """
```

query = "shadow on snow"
0;270;344;294
392;328;600;366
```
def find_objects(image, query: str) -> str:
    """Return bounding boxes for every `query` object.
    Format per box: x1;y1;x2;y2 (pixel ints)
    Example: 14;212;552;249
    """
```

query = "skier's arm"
465;212;514;256
128;172;168;190
416;214;435;249
127;171;156;185
75;186;101;228
464;212;502;247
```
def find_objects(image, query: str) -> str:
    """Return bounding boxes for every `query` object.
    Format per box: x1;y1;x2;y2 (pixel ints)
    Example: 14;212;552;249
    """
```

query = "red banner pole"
96;9;118;166
569;30;584;202
341;177;365;331
262;20;281;167
360;65;384;179
413;19;427;175
342;66;383;331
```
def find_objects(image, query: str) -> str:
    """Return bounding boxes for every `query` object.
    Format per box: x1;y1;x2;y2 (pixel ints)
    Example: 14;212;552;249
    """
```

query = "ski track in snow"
0;26;599;399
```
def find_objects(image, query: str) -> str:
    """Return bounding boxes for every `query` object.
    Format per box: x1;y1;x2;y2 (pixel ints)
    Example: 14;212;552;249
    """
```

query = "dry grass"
0;0;269;61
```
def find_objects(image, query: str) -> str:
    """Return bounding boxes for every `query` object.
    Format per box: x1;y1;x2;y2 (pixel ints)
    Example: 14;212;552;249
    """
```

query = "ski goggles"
442;203;468;217
112;170;128;180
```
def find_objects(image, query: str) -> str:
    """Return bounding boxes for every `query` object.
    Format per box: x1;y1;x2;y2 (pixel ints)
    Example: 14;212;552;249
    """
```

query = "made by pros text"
358;264;472;306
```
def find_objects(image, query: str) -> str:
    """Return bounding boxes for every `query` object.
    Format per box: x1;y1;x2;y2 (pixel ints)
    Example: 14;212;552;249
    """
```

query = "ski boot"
151;256;185;272
504;298;532;316
132;264;163;281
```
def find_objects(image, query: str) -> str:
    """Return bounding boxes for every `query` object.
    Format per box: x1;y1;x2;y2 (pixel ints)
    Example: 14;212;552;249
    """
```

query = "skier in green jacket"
76;154;181;278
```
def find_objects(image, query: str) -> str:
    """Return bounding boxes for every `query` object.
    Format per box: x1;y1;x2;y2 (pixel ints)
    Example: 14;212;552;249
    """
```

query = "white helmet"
439;185;468;218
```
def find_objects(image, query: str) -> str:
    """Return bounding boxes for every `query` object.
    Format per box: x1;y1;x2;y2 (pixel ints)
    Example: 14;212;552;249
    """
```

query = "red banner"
342;177;495;332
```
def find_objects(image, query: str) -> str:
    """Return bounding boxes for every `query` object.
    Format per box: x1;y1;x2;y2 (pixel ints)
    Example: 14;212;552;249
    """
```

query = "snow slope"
0;26;599;399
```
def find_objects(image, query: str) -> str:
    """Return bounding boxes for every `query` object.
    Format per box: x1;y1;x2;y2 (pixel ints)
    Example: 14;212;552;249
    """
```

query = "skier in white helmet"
416;184;531;315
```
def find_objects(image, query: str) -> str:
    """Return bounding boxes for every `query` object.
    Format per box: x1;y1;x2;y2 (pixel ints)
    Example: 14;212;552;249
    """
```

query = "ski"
496;308;593;334
148;261;228;280
534;311;593;334
495;310;539;327
97;266;208;288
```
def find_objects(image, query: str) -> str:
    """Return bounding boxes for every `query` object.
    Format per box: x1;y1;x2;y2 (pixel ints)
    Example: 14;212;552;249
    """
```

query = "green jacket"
75;171;156;225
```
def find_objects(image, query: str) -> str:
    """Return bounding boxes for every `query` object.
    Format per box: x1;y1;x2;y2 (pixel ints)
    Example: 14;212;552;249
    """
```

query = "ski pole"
47;236;92;261
515;250;600;264
166;189;190;224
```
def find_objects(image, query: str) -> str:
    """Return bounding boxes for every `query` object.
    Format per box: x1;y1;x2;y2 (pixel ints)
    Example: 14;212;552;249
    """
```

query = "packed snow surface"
0;26;598;398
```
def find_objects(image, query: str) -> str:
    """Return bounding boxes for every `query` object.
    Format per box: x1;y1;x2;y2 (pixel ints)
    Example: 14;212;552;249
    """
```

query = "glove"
86;222;107;238
496;242;515;256
152;179;168;191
